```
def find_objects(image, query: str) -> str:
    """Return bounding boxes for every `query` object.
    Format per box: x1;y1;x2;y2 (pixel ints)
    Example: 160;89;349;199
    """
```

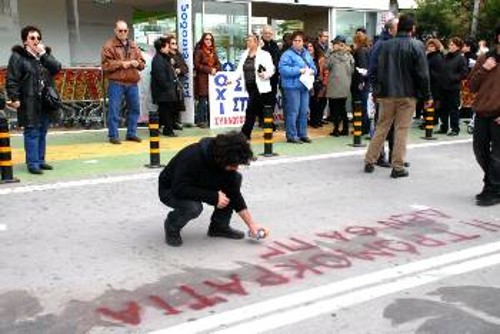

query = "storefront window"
335;10;364;44
195;1;249;70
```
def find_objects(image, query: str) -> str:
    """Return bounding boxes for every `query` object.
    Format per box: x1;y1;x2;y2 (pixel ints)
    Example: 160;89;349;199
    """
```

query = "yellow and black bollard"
145;111;164;168
349;101;366;147
421;105;437;140
0;117;20;184
260;105;278;157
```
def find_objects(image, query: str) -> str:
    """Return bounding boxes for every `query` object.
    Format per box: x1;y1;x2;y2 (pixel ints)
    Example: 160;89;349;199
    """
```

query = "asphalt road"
1;140;499;334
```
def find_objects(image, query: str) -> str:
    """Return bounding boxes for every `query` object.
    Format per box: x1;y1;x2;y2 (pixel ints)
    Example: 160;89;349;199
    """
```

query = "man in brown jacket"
101;20;145;144
468;25;500;207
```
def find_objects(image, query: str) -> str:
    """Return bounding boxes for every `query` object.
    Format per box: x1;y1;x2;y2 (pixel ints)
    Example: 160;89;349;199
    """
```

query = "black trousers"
241;83;274;140
473;115;500;192
158;101;175;134
159;188;233;230
439;90;461;133
329;98;348;133
310;96;327;126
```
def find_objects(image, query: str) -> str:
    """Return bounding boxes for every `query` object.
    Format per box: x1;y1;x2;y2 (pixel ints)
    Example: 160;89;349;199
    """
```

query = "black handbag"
42;85;62;110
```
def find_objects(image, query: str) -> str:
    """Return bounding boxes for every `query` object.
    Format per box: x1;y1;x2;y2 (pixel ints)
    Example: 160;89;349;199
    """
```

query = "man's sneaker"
390;168;409;178
447;130;459;136
476;192;500;207
164;220;183;247
364;163;375;173
207;225;245;239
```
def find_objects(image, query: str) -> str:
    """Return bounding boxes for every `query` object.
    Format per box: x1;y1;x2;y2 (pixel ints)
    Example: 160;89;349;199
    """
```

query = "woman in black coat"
425;39;445;125
6;25;61;175
151;36;179;137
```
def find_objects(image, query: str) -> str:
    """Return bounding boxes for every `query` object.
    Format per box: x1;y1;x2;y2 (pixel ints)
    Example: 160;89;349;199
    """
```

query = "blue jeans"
284;88;310;140
24;112;50;170
107;81;140;139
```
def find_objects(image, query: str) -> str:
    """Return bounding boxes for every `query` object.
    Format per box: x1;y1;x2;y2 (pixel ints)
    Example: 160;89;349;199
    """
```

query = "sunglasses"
118;29;128;33
29;36;41;41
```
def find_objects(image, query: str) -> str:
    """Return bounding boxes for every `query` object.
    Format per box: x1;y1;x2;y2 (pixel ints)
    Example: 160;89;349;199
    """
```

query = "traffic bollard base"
0;178;20;184
348;143;367;148
259;152;279;157
144;164;165;169
421;136;438;141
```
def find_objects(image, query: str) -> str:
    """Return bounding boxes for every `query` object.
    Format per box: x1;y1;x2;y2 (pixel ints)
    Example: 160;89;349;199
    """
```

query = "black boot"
207;223;245;239
164;219;183;247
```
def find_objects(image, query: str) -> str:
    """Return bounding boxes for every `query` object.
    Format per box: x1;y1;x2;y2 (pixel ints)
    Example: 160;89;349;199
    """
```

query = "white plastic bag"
367;92;376;119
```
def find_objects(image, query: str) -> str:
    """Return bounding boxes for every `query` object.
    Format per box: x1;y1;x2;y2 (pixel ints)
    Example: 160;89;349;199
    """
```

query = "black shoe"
126;136;142;143
330;130;340;137
300;137;312;143
109;137;121;145
476;187;494;201
40;163;53;170
364;163;375;173
447;131;459;136
173;123;183;131
476;192;500;207
207;225;245;239
164;219;183;247
28;167;43;175
390;168;409;178
287;138;303;144
163;131;178;137
375;159;391;168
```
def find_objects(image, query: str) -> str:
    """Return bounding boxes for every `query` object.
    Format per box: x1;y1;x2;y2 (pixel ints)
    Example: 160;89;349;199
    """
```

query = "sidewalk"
5;123;472;184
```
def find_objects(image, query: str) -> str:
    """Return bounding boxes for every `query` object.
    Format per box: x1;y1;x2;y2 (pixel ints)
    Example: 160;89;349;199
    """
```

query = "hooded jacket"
326;48;355;99
158;137;247;212
6;45;61;127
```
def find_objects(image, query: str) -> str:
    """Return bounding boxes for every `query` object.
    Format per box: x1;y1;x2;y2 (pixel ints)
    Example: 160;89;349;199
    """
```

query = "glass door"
196;1;250;70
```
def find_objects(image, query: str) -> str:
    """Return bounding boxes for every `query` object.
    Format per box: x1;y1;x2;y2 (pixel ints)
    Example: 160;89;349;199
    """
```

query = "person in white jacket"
230;34;275;140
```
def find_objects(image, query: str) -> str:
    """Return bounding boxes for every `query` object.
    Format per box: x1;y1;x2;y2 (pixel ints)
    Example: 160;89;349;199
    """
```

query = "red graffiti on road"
96;208;500;326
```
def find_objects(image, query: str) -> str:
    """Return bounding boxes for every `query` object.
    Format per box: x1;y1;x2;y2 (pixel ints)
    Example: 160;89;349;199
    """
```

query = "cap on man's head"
356;27;367;34
332;35;347;44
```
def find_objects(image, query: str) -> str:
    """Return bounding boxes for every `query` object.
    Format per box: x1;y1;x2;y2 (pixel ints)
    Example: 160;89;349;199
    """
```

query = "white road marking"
150;239;500;334
213;252;500;334
0;224;7;231
0;139;472;196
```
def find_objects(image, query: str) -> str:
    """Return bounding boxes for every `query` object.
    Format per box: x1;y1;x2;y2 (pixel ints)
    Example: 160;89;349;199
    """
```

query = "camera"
258;64;266;73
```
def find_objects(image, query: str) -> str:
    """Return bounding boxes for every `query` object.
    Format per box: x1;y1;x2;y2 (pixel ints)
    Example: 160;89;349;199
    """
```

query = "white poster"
177;0;195;123
209;71;283;129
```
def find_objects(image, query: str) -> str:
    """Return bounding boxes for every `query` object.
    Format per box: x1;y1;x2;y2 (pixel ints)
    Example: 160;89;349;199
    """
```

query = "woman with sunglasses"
166;35;189;130
6;25;61;175
194;33;221;128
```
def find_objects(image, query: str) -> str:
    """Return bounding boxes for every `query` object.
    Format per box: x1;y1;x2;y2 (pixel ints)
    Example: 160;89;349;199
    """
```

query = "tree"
411;0;500;41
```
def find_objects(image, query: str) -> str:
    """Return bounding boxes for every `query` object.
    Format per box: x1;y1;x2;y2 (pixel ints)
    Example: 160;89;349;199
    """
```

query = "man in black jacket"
159;131;266;247
364;14;432;178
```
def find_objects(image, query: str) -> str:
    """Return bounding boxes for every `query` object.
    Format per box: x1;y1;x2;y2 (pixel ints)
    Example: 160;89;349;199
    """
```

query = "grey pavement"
1;141;499;334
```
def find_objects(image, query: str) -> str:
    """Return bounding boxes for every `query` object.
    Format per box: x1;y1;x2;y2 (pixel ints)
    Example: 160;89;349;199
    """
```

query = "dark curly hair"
211;131;254;169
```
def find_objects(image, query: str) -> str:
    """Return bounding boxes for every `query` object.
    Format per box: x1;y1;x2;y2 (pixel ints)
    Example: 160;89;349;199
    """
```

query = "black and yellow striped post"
421;104;437;140
260;105;278;157
145;111;164;168
0;117;20;184
349;101;366;147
